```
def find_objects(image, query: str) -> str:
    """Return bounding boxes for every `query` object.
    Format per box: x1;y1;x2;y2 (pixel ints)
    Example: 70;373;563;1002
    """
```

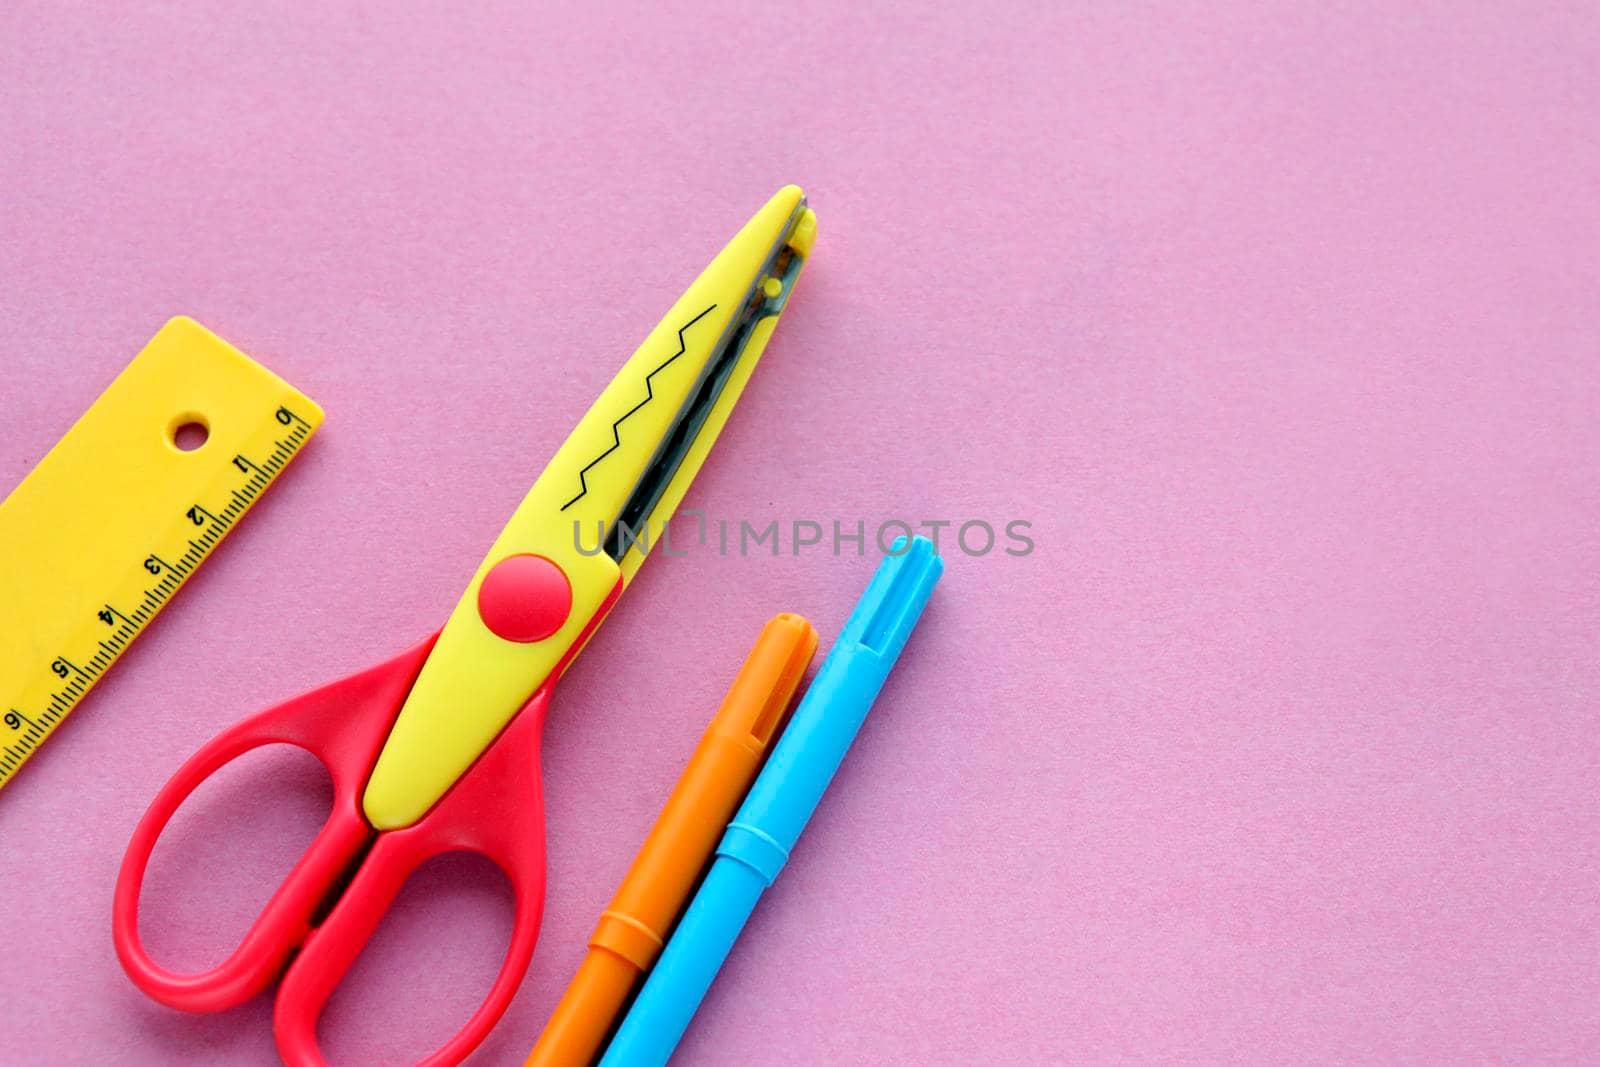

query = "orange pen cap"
528;613;818;1067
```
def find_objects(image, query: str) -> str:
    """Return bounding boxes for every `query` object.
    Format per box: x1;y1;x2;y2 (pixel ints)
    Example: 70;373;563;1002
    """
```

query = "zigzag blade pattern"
560;304;718;511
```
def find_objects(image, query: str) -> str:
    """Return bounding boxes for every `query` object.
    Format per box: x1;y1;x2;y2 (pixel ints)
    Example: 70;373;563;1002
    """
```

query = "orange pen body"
528;613;818;1067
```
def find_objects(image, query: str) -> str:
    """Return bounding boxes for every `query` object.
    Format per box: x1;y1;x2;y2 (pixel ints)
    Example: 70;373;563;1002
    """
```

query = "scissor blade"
360;187;815;831
600;191;812;572
553;186;813;559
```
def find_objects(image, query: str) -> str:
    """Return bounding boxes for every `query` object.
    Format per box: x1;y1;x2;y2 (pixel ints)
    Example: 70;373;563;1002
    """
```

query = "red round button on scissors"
112;188;816;1066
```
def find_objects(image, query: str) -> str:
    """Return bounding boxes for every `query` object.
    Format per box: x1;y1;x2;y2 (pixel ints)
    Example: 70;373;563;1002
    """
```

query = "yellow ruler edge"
0;316;324;788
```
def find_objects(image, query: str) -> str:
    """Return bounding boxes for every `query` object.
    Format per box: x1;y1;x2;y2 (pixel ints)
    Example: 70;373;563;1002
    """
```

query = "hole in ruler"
168;415;209;452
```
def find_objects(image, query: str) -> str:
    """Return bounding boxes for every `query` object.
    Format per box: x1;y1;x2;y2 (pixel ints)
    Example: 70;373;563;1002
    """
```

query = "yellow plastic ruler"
0;316;323;789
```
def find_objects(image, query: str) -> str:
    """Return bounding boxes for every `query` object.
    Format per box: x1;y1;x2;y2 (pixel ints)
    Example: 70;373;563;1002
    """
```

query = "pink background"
2;3;1597;1064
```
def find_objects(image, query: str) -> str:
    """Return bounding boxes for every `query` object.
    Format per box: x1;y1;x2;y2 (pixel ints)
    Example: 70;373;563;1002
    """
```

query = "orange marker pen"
528;613;818;1067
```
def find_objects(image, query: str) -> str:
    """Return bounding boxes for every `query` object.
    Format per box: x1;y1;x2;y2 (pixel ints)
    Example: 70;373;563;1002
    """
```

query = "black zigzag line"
560;304;718;511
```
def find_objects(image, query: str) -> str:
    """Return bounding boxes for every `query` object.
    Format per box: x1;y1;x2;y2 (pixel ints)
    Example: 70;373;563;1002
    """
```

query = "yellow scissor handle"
363;187;815;830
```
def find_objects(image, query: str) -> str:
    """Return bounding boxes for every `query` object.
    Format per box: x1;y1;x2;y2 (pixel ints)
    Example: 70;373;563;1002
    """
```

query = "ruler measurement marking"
4;710;44;746
51;656;87;680
0;400;315;787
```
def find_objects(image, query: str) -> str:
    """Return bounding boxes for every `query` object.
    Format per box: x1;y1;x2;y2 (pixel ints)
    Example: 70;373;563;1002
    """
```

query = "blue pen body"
600;538;943;1067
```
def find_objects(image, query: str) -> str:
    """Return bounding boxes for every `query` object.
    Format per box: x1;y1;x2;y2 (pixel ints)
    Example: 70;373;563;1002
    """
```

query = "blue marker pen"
599;536;943;1067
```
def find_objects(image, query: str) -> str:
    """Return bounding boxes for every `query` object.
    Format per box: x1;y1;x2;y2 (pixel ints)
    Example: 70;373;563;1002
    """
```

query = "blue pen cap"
841;535;943;661
718;536;942;884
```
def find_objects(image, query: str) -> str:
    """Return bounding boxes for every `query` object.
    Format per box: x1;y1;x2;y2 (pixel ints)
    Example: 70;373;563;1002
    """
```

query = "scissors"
112;186;816;1067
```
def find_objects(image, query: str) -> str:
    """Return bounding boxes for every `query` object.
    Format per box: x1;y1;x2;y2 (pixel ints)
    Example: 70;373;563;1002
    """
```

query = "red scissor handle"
274;679;553;1067
112;635;437;1012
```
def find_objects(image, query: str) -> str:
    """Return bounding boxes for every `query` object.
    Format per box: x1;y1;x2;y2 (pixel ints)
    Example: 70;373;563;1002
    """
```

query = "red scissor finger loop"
274;681;554;1067
111;636;436;1013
